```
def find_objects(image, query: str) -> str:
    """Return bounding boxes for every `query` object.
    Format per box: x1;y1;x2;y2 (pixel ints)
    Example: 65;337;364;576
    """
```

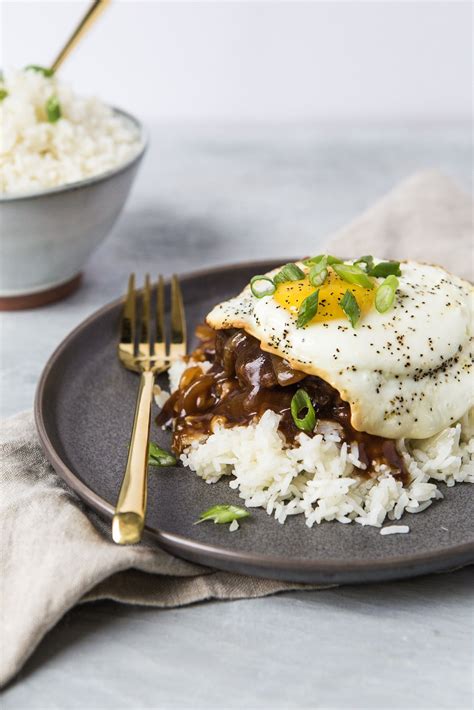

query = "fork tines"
170;274;187;362
118;274;186;372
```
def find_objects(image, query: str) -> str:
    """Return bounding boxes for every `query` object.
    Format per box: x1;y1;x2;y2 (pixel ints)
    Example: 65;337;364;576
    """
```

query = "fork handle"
112;370;155;544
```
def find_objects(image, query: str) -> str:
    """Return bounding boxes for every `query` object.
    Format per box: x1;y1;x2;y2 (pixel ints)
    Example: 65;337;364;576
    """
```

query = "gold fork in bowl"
112;273;187;545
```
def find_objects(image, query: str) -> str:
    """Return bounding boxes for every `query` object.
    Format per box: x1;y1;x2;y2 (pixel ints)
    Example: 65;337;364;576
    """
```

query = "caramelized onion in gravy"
157;326;408;483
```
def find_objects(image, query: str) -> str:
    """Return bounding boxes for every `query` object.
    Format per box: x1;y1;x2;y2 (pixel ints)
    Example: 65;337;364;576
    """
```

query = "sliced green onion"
291;389;316;433
296;289;319;328
309;256;328;287
303;255;323;266
25;65;54;77
385;275;399;288
46;95;61;123
195;504;250;525
148;442;177;467
250;275;276;298
273;262;305;285
332;263;374;289
375;275;399;313
354;255;374;272
340;289;361;327
0;88;8;102
369;261;401;278
303;254;342;266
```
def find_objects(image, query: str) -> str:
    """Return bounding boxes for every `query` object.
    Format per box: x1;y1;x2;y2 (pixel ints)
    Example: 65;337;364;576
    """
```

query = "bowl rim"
0;106;148;203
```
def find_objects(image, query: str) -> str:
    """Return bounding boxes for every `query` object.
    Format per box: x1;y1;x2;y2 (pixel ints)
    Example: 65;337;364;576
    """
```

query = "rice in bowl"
0;68;143;194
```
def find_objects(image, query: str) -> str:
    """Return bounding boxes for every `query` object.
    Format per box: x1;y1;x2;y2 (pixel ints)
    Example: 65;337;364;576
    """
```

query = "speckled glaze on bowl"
0;108;147;309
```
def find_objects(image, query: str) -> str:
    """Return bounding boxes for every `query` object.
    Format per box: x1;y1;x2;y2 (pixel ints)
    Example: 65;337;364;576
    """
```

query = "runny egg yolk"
273;268;375;324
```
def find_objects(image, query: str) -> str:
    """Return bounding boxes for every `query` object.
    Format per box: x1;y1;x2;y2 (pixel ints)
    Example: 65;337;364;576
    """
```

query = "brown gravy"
157;326;408;484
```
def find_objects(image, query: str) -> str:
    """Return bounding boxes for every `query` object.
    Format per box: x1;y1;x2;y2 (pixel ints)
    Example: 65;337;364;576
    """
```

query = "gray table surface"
1;121;473;709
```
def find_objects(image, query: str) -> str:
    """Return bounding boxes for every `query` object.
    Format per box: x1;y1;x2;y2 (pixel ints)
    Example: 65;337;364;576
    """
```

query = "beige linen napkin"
328;171;472;280
1;171;472;687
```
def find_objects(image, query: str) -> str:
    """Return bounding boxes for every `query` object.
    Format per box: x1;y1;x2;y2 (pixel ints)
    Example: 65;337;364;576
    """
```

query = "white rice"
178;408;474;530
380;525;410;535
0;68;142;194
154;386;171;409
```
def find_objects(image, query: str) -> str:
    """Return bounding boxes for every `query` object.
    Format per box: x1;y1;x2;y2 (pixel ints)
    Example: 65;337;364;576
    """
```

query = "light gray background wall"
1;0;472;122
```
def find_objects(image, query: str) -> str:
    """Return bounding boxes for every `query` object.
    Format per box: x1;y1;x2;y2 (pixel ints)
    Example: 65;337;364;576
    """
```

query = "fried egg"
206;259;473;439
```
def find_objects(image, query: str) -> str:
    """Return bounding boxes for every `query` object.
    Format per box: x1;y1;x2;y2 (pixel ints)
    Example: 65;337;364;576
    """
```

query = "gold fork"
112;274;187;545
50;1;111;73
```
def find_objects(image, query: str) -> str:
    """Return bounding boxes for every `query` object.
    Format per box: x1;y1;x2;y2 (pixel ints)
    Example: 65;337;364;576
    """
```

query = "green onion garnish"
291;389;316;433
46;95;61;123
0;88;8;102
195;504;250;525
303;254;342;266
354;255;374;272
148;442;177;467
250;275;276;298
332;263;374;289
369;261;401;278
273;262;305;285
309;256;328;287
340;289;361;327
25;65;54;77
296;289;319;328
375;275;399;313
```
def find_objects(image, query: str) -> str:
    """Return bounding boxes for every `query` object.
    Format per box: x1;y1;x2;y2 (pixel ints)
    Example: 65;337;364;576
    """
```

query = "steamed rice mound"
167;360;474;529
0;68;142;194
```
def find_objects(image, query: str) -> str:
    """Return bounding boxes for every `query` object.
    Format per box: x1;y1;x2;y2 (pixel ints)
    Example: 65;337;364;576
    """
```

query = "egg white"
206;259;473;439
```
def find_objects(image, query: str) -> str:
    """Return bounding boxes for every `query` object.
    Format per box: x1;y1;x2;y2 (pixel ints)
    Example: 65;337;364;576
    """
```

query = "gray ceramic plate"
35;260;474;584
